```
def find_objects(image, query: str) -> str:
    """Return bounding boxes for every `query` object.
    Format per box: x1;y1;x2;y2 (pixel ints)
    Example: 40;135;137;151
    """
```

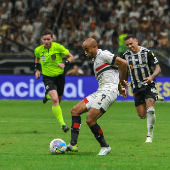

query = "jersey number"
101;94;106;101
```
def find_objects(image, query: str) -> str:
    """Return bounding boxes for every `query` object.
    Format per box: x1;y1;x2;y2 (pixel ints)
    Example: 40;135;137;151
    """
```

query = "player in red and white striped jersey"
66;38;128;155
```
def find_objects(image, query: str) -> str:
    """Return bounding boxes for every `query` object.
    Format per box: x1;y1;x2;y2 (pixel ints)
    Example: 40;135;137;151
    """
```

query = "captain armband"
65;60;70;66
34;63;41;73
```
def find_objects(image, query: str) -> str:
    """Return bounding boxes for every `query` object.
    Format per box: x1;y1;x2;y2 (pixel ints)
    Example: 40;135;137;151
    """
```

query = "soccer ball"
50;138;66;154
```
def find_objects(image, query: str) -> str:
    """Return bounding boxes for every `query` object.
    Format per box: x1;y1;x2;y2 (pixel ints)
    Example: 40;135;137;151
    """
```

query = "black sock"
70;116;81;145
90;123;109;147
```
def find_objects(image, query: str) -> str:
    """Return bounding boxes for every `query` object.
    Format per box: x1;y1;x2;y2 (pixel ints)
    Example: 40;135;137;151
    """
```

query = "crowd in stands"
0;0;170;59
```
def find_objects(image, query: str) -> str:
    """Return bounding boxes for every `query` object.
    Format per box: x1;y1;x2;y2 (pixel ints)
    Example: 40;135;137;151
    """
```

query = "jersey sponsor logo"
151;87;157;94
154;57;158;64
41;55;45;61
129;65;133;69
51;55;56;61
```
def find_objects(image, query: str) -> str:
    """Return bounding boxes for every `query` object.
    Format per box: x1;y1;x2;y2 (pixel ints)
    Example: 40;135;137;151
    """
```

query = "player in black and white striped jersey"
122;34;161;143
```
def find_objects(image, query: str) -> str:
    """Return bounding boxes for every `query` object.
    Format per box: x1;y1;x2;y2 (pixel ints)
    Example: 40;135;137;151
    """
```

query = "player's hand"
35;70;40;79
119;88;127;98
145;77;152;84
58;63;65;68
121;80;129;87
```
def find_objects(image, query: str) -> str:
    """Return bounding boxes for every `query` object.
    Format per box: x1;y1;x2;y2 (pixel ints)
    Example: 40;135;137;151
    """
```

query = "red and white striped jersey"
93;49;119;93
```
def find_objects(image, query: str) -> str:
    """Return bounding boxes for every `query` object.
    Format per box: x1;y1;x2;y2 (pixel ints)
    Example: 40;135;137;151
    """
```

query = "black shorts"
43;74;65;96
133;83;157;107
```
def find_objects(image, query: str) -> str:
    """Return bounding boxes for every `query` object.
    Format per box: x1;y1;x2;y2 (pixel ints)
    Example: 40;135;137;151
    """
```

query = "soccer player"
122;34;161;143
34;29;74;133
66;38;128;155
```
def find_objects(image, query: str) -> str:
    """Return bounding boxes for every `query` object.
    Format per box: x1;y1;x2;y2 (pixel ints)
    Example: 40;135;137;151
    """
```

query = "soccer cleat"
98;147;111;156
66;143;78;152
62;125;69;133
145;136;152;143
157;94;164;101
43;96;48;103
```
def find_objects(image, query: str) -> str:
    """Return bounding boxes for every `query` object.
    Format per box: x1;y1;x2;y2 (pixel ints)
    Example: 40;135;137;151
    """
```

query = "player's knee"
86;116;95;126
71;106;79;116
147;107;155;114
51;97;59;105
139;115;147;119
138;112;147;119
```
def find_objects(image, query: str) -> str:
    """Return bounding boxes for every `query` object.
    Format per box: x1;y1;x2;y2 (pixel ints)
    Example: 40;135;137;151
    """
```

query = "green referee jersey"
34;42;69;77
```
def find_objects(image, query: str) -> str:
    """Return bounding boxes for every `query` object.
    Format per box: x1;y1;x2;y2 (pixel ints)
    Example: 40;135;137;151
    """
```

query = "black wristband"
34;63;41;72
65;60;70;66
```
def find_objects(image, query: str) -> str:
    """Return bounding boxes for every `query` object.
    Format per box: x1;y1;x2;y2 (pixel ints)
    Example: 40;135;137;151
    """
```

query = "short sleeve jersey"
34;42;69;77
122;46;159;89
94;49;119;94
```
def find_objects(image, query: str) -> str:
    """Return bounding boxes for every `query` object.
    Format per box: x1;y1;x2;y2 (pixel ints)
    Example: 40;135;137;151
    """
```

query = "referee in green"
34;29;74;132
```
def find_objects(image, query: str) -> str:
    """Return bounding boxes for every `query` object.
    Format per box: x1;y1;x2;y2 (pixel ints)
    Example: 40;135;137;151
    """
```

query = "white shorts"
84;90;118;113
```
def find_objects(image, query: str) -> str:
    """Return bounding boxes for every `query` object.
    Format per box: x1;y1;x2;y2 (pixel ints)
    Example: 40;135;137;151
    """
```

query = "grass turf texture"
0;100;170;170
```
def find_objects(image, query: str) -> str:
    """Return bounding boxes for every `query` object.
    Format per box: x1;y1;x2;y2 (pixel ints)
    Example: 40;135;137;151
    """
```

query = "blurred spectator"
39;1;53;21
89;10;98;24
118;14;130;33
116;0;131;14
136;25;146;45
0;7;9;25
95;21;105;36
66;64;84;76
32;16;43;42
102;22;115;52
22;32;37;52
80;55;91;75
75;0;87;18
140;17;149;30
157;32;170;48
2;0;13;19
98;1;112;23
87;0;94;13
74;33;85;56
0;19;11;36
88;22;101;41
2;28;11;52
128;6;140;30
43;16;53;30
21;18;33;34
10;16;21;32
167;23;170;44
109;9;119;30
57;23;68;43
10;31;22;53
141;34;154;48
15;0;28;14
29;8;39;24
115;4;125;20
80;14;90;34
75;25;86;41
16;10;26;25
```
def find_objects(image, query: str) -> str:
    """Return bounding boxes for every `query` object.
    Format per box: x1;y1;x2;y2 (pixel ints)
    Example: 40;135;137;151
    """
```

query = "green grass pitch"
0;100;170;170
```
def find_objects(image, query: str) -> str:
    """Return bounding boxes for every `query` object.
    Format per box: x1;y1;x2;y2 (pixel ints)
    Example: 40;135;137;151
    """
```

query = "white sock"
147;107;156;138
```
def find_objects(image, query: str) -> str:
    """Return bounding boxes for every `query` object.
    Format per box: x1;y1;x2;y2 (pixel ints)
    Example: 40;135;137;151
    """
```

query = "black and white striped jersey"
122;46;159;90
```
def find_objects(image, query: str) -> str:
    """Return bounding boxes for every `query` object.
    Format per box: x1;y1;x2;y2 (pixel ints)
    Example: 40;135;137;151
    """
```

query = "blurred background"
0;0;170;100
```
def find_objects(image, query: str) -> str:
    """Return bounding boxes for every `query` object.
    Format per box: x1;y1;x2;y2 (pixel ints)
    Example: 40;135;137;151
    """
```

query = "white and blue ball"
50;138;66;154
